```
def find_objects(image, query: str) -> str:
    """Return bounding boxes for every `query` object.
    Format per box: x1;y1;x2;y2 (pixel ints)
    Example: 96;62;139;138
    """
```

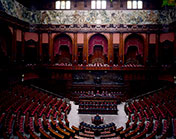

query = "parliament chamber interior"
0;0;176;138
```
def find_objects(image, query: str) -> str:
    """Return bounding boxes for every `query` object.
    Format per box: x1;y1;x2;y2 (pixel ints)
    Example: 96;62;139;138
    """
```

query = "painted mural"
0;0;176;25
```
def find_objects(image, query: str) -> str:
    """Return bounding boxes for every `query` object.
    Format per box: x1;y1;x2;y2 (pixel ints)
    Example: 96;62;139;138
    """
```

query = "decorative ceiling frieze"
0;0;176;25
0;0;175;33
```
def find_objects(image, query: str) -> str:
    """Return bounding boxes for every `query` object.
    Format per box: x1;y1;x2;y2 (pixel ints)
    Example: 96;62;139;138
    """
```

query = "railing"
30;84;63;98
126;86;166;103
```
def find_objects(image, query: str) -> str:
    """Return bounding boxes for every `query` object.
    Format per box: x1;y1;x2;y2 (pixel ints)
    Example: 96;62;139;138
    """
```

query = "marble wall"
0;0;176;25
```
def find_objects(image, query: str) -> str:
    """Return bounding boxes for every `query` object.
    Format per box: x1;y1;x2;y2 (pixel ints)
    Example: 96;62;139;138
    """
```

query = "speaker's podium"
91;114;103;125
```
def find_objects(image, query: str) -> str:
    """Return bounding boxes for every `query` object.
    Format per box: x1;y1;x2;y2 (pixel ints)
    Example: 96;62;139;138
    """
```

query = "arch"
124;34;144;64
124;33;144;56
53;34;72;64
88;34;108;64
53;33;72;56
88;34;108;55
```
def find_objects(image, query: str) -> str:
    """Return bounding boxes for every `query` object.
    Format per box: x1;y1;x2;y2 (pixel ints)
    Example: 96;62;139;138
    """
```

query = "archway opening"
53;34;72;64
125;34;144;64
88;34;108;64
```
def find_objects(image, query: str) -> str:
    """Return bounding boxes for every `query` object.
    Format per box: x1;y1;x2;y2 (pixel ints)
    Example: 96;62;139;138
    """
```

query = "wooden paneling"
156;33;159;63
119;33;124;65
144;33;149;65
12;27;17;62
83;33;88;65
48;32;53;63
39;33;42;62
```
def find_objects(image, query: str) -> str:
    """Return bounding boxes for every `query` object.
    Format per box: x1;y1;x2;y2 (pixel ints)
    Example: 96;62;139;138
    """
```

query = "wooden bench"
48;127;65;139
56;126;70;137
39;128;53;139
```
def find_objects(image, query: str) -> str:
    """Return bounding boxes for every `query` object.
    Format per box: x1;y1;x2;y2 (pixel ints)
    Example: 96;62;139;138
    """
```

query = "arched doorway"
125;34;144;64
88;34;108;64
53;34;72;64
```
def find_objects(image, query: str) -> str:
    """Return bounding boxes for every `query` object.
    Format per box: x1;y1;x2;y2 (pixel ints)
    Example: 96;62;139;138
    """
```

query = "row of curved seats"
78;100;118;114
122;86;176;139
78;121;120;138
51;63;144;68
77;85;175;138
79;101;117;106
72;90;123;100
80;122;115;131
0;84;75;139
